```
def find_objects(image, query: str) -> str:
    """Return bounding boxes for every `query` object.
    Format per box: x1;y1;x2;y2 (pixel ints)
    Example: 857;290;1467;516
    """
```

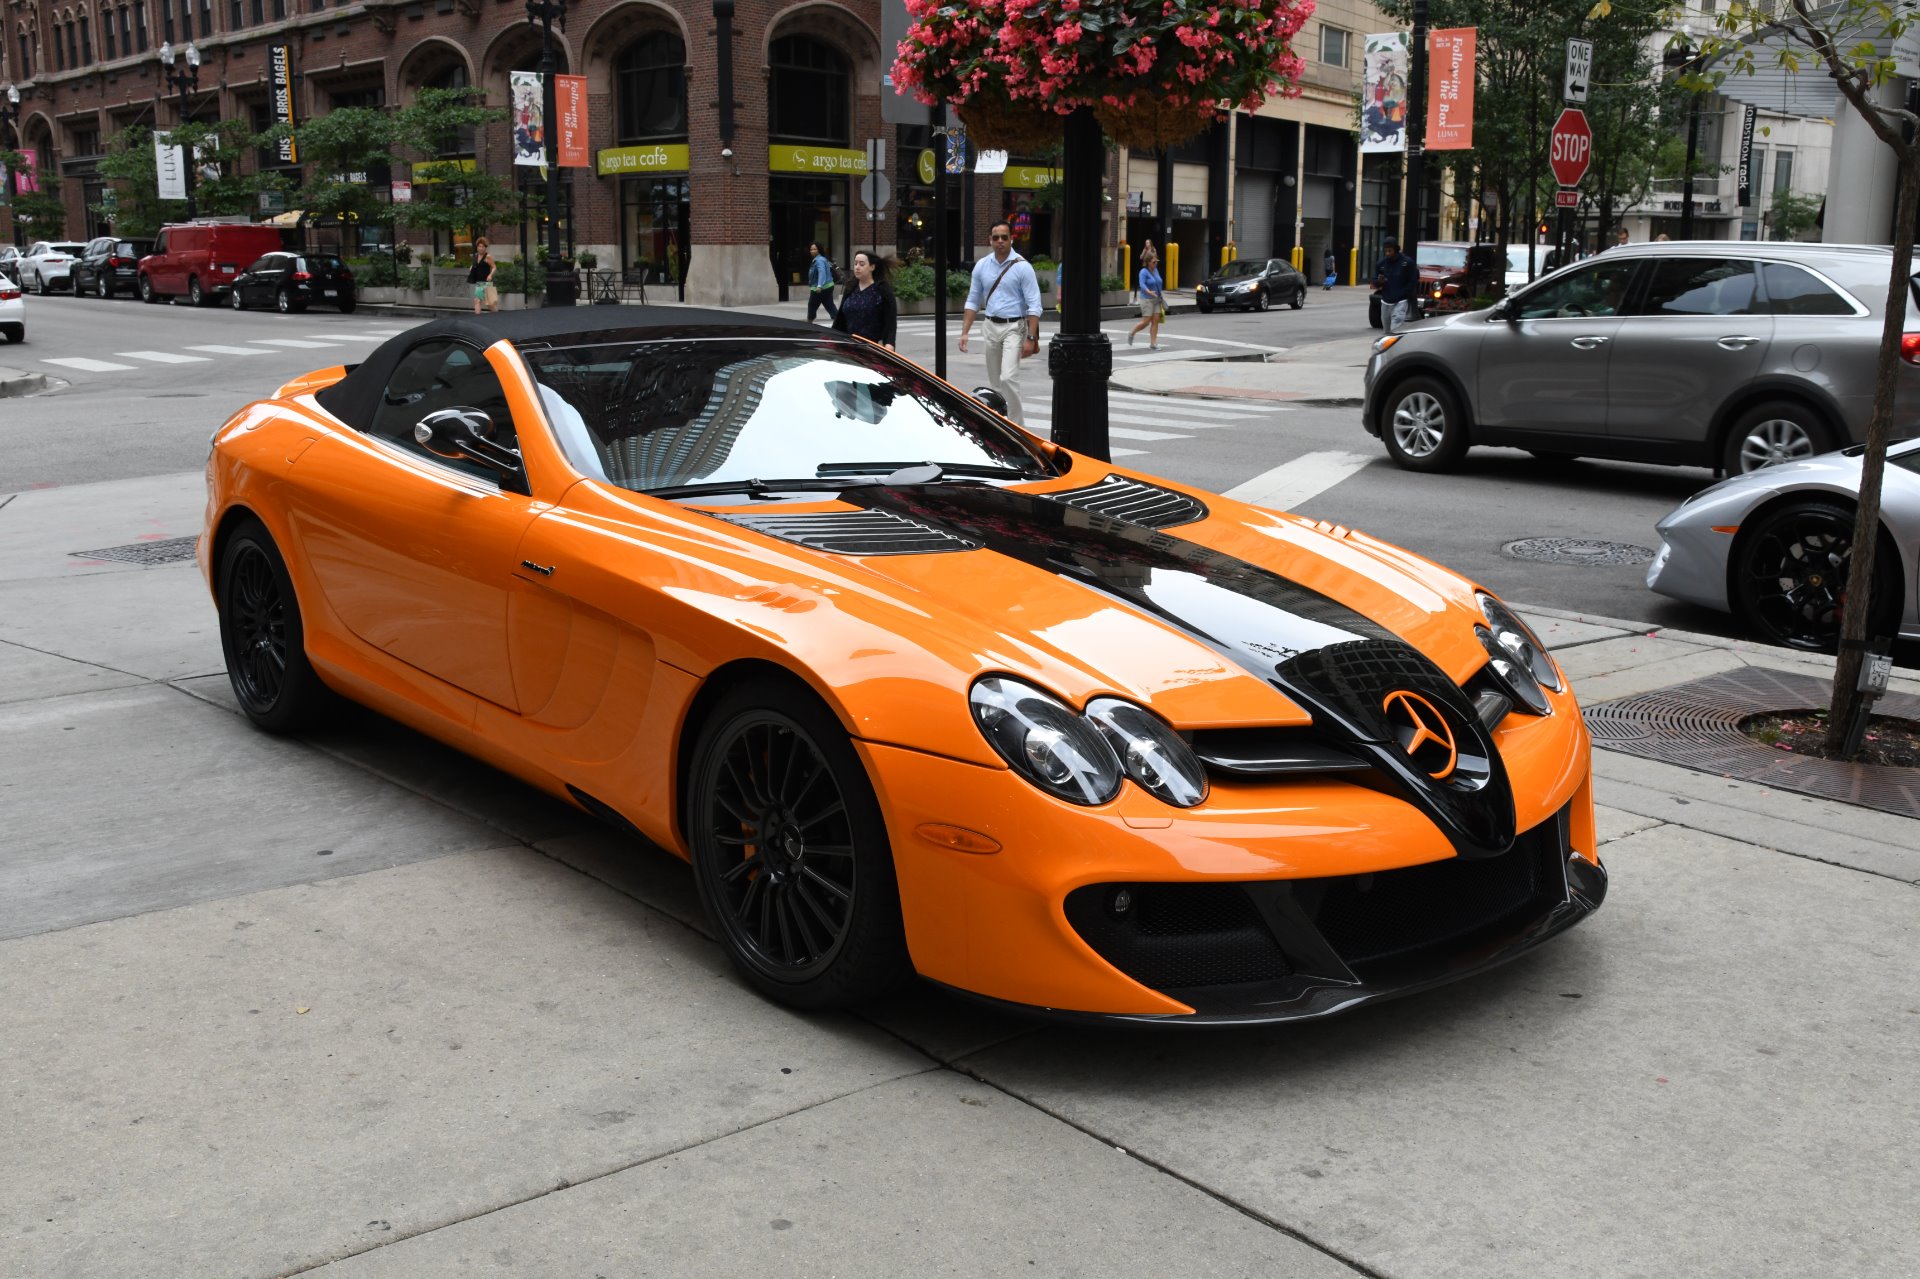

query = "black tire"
188;275;205;307
96;272;112;299
1290;285;1306;310
217;519;332;733
1721;401;1833;475
1732;499;1901;653
1253;288;1271;312
1379;375;1470;472
686;677;911;1010
1196;296;1214;314
0;324;22;344
140;275;159;303
276;288;292;314
231;287;246;311
337;297;357;314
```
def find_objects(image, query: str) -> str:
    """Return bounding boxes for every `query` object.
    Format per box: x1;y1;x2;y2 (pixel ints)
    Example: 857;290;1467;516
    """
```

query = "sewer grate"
1504;537;1655;566
1585;666;1920;820
71;536;200;567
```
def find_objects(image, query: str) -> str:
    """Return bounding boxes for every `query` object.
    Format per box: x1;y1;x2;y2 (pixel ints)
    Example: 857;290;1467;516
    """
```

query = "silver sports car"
1648;439;1920;650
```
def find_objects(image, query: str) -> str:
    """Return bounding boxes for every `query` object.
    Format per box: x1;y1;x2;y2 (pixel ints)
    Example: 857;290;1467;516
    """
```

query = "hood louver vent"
1048;476;1207;529
712;508;980;556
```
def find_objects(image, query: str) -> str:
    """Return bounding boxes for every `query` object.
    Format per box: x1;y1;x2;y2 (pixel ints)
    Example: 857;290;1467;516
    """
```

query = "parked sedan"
1649;438;1920;650
72;236;156;299
1364;241;1920;475
1195;257;1307;313
17;241;88;293
0;245;21;285
230;252;357;314
0;271;24;343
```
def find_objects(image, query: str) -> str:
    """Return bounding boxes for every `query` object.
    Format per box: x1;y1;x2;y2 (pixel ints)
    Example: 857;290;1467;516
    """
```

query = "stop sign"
1549;108;1592;188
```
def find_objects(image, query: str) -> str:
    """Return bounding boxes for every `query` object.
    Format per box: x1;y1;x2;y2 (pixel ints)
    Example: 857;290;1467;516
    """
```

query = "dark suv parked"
230;252;357;313
73;237;156;299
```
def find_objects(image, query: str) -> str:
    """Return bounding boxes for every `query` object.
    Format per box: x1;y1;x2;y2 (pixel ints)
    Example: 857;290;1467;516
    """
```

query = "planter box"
897;296;975;316
358;287;398;304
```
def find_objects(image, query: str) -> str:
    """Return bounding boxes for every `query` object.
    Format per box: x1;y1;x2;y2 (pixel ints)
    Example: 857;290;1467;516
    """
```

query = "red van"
138;223;287;306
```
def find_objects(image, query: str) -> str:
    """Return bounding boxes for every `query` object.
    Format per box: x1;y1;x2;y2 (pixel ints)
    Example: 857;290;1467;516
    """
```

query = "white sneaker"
1127;331;1136;347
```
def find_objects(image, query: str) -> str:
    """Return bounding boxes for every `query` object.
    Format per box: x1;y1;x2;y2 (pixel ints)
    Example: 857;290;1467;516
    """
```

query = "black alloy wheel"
1733;499;1898;652
231;286;246;311
1254;287;1271;312
188;276;205;306
687;679;909;1009
217;520;331;732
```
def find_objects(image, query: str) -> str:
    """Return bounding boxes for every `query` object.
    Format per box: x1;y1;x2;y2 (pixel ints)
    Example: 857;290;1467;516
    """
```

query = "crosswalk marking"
187;345;272;355
251;338;350;348
1109;390;1272;416
1109;426;1189;441
117;350;212;364
42;357;137;372
1111;447;1147;457
1224;451;1374;511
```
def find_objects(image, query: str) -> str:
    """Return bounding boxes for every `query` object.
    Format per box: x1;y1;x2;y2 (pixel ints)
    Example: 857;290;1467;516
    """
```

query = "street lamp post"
1;85;23;249
1663;41;1703;239
158;41;202;220
525;0;577;306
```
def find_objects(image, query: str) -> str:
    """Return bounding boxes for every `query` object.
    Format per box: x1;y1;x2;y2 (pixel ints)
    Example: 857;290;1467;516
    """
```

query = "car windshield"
1217;260;1262;279
1418;244;1470;269
302;255;346;272
49;243;85;254
520;337;1054;496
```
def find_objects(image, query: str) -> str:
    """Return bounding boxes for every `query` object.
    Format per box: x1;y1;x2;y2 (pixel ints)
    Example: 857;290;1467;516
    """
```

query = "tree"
389;88;514;245
283;106;395;229
1766;188;1821;239
1;149;66;237
1646;0;1918;756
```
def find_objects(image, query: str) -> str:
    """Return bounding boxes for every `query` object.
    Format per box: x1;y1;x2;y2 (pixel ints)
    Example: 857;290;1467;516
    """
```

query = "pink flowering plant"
893;0;1314;150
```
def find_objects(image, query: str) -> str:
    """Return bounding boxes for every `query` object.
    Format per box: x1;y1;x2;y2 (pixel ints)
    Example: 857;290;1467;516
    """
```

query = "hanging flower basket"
894;0;1313;150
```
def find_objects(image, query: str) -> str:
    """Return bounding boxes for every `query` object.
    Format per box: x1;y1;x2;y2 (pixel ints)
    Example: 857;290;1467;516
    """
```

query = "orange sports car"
200;308;1605;1025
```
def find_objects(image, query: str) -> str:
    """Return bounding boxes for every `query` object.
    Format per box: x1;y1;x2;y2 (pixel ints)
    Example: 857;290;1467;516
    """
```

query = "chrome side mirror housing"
972;385;1009;417
413;407;522;476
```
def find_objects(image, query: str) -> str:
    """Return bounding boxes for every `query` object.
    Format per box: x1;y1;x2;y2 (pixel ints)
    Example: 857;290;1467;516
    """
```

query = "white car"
0;270;24;343
19;241;87;294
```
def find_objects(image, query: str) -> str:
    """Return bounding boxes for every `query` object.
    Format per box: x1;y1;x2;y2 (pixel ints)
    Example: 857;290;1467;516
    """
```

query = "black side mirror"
413;407;522;476
1489;295;1516;322
972;386;1009;417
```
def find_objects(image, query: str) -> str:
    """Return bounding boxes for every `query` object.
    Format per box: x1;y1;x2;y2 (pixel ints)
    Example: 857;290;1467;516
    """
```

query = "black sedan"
1195;257;1307;313
230;252;357;314
72;237;155;299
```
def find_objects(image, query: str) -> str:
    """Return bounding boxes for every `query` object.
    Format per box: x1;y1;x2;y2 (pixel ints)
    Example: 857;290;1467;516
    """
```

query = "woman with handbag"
831;251;897;349
1127;247;1165;350
469;239;497;314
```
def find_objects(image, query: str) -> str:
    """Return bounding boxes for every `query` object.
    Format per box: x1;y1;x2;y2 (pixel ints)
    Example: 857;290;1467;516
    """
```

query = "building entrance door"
769;177;848;302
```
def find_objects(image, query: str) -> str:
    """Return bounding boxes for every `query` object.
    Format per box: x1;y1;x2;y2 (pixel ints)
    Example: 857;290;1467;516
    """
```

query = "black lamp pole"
158;42;201;221
1663;41;1700;239
1401;0;1429;249
1;84;22;250
526;0;577;306
1048;105;1110;460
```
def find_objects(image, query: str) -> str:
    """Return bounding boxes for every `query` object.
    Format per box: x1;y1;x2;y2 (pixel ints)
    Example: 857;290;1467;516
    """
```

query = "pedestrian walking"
958;221;1043;423
831;251;897;349
1127;247;1165;350
1323;248;1338;291
468;238;496;315
1371;238;1418;334
805;241;839;324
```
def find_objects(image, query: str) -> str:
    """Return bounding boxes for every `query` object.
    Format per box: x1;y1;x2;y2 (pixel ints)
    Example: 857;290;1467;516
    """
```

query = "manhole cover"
71;536;200;566
1586;667;1920;820
1503;537;1654;566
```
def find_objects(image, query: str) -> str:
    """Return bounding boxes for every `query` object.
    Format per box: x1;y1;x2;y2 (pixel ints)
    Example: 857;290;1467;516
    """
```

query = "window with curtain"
768;35;849;145
1319;26;1348;69
615;32;687;142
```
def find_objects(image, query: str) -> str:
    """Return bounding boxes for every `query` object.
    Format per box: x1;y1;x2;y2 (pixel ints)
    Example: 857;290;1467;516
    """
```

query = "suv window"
369;340;518;484
1515;260;1638;320
1760;262;1855;316
152;232;169;254
1638;258;1758;316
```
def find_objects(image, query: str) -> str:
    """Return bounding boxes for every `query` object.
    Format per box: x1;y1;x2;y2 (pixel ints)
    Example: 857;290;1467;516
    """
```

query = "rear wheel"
187;275;205;307
276;288;292;314
217;520;332;733
337;296;357;314
1722;401;1832;475
1290;285;1306;310
139;275;158;303
1733;499;1900;651
96;273;112;299
231;287;246;311
687;678;910;1010
1380;375;1469;473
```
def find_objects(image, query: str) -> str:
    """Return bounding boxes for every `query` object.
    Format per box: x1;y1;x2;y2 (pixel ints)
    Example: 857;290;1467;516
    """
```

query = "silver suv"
1362;241;1920;474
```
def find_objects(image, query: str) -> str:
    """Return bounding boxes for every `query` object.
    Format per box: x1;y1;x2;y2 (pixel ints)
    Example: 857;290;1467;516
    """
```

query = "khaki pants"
982;317;1028;424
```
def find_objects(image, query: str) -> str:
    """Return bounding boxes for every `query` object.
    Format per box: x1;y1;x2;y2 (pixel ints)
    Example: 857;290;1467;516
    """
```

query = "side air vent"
1048;475;1208;529
711;509;980;556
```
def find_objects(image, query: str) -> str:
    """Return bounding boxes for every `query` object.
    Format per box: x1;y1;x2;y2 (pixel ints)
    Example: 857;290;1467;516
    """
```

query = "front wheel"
1380;375;1469;473
1732;499;1900;651
1290;285;1306;310
687;679;910;1010
1253;288;1271;313
1196;296;1214;314
1721;402;1832;475
217;520;332;732
231;287;246;311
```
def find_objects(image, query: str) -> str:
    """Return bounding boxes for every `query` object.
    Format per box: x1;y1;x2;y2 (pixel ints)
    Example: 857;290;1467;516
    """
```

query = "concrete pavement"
4;471;1918;1278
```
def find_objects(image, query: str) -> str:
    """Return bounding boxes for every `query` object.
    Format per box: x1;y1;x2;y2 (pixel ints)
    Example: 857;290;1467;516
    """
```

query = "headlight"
1085;698;1208;808
1372;334;1401;354
969;677;1122;805
1474;593;1563;716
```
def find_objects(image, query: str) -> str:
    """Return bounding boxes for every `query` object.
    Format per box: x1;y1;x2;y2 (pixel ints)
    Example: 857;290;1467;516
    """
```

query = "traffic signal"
1538;222;1550;236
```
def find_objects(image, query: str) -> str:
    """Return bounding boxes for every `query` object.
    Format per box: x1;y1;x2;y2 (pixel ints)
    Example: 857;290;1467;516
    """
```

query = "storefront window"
616;32;686;141
621;178;690;298
768;176;848;300
768;36;848;145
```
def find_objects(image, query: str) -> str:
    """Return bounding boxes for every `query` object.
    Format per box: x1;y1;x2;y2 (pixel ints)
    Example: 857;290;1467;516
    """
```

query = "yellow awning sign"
1002;165;1062;191
597;144;691;176
769;145;869;176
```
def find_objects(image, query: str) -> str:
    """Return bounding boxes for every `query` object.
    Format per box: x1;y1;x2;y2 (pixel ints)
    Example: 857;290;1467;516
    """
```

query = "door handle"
1717;335;1762;350
1570;335;1610;350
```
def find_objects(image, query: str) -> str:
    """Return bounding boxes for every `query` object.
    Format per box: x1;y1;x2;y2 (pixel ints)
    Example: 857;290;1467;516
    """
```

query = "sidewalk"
4;472;1916;1278
0;363;49;398
1111;333;1373;406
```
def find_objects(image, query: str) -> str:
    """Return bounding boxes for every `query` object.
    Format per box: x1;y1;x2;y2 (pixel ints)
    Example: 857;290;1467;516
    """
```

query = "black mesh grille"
1064;883;1293;990
1048;476;1208;529
712;509;979;555
1281;637;1451;702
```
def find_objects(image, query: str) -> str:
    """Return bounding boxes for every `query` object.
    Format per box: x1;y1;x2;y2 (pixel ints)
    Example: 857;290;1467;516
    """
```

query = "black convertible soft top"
312;304;821;431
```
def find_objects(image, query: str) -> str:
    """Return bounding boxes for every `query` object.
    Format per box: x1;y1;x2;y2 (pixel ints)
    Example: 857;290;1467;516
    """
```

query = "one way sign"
1565;38;1593;104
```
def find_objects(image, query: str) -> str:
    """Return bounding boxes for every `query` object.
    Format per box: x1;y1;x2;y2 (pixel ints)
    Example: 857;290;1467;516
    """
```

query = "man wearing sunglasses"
958;222;1043;424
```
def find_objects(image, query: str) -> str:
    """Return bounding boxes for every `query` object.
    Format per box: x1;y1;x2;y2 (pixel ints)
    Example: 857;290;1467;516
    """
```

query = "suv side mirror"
1489;295;1516;322
413;407;522;476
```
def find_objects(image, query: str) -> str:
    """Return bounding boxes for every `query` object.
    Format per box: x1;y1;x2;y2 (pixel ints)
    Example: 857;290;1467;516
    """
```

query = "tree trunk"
1822;149;1919;756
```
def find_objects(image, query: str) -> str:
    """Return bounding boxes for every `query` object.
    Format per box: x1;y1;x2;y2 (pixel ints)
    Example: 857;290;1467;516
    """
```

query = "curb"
1109;381;1363;409
0;367;50;399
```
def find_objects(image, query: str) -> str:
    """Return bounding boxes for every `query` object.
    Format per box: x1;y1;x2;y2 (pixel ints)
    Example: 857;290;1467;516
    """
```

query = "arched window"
614;32;686;143
425;63;476;156
768;36;849;146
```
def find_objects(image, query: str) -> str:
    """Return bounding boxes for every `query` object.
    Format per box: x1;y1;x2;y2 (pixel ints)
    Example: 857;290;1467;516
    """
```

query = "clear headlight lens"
1085;698;1209;808
1474;593;1563;717
969;677;1122;806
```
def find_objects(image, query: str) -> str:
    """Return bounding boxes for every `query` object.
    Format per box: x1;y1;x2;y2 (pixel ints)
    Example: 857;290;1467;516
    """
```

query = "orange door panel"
283;432;539;712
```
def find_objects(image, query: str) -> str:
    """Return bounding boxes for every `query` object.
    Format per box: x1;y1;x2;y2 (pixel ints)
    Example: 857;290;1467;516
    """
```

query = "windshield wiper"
644;477;875;500
814;461;1042;481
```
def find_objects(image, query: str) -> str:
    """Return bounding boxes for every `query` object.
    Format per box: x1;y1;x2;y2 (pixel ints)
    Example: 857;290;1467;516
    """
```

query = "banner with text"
155;134;188;201
1427;28;1476;151
1736;105;1757;206
269;44;299;164
556;74;589;168
510;71;545;166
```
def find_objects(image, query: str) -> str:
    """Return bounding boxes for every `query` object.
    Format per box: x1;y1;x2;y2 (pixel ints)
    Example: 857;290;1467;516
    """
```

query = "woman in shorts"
1128;247;1165;350
469;239;496;314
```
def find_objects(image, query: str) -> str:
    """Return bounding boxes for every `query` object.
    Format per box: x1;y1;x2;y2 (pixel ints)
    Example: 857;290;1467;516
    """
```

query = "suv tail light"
1903;334;1920;366
338;267;352;280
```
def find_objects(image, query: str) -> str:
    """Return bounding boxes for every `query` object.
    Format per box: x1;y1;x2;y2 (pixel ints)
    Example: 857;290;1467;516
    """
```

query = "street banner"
11;148;40;193
1361;33;1410;153
1427;28;1476;151
555;74;589;168
154;135;187;201
268;44;299;164
1737;105;1757;206
510;71;544;166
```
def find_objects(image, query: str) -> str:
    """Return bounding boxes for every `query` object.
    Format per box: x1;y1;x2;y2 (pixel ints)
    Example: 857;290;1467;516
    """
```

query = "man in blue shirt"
806;241;838;323
1372;238;1419;334
958;222;1043;423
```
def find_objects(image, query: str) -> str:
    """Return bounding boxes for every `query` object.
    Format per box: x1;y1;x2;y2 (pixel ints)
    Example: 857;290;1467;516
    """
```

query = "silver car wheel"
1392;391;1447;458
1737;418;1816;472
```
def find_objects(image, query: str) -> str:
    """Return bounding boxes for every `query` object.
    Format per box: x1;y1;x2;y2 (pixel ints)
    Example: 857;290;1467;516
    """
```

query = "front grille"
711;509;978;556
1047;476;1207;530
1280;637;1450;704
1064;883;1293;990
